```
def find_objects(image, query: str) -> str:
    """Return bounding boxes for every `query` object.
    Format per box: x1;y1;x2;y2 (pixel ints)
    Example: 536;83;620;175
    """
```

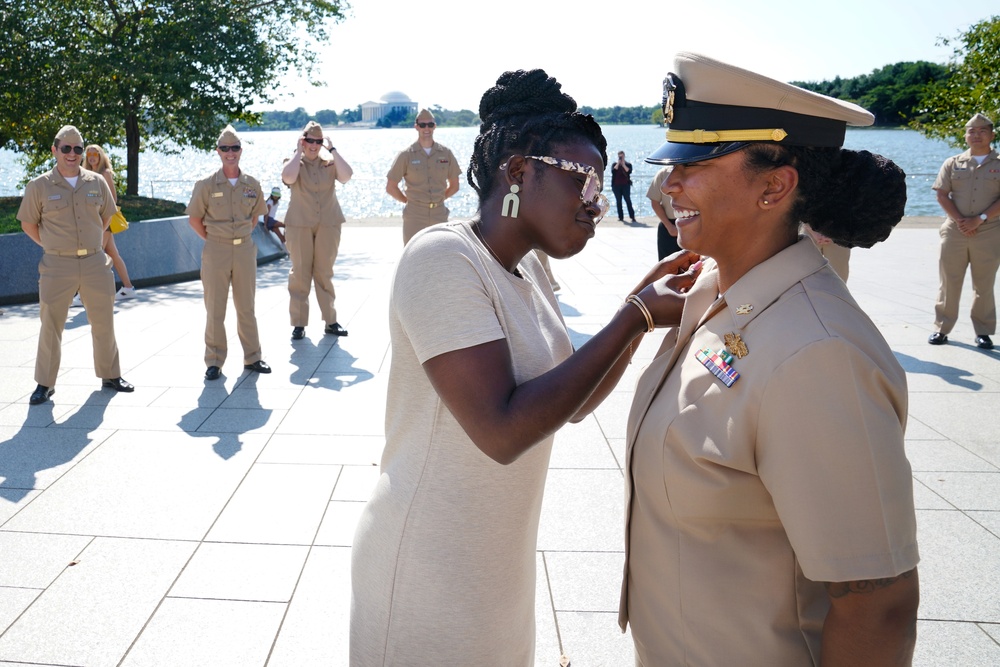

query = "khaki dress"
621;237;918;665
351;222;572;666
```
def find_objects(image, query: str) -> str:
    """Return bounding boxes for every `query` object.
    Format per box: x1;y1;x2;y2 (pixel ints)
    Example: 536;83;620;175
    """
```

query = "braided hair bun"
467;70;607;202
800;150;907;249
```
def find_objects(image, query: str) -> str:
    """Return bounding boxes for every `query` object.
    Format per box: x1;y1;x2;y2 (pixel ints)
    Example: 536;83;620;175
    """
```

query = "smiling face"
51;141;84;177
662;149;771;261
965;124;995;155
85;148;101;169
521;140;606;259
216;143;242;171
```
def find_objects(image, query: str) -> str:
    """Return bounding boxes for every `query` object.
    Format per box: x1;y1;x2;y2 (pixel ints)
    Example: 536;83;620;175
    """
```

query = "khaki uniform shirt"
186;169;266;239
645;166;677;218
386;141;460;206
17;168;115;251
933;148;1000;219
283;156;346;228
621;238;918;665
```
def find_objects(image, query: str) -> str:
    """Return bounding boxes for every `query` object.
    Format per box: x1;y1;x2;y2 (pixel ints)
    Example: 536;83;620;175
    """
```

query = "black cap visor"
646;140;748;166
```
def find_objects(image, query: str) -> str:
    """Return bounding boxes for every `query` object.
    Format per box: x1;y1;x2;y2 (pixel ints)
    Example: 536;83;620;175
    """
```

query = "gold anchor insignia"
735;304;753;315
724;332;749;359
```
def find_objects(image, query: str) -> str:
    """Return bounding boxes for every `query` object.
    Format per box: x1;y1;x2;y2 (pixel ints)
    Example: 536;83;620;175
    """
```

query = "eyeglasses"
217;145;242;152
303;137;324;145
416;122;436;128
524;155;610;223
58;145;84;155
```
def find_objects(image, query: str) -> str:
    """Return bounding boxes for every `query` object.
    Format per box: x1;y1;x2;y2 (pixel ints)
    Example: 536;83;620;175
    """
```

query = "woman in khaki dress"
350;68;700;666
621;52;920;666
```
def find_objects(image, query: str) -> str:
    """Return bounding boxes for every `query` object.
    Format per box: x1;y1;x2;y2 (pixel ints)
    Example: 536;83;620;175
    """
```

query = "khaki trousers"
201;238;261;367
402;202;449;244
286;223;342;327
35;251;121;386
934;218;1000;335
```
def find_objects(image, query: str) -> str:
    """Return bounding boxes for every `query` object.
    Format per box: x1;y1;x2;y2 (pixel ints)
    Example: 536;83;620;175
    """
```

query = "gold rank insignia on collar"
735;304;753;315
724;332;749;359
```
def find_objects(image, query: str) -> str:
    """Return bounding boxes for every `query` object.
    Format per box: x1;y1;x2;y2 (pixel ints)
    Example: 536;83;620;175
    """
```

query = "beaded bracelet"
625;294;655;333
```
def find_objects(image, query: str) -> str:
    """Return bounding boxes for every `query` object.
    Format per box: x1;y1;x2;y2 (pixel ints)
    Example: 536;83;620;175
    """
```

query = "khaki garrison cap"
966;113;994;129
217;124;241;146
647;52;875;165
54;125;84;146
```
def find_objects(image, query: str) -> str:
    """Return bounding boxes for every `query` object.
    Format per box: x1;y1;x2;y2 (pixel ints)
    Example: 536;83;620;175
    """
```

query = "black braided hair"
467;69;608;204
742;145;906;248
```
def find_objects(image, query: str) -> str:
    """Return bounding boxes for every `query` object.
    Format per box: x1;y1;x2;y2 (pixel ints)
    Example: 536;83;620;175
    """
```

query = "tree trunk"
125;111;140;196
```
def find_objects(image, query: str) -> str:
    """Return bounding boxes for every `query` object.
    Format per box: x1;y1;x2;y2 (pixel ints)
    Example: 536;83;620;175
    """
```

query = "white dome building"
361;91;419;122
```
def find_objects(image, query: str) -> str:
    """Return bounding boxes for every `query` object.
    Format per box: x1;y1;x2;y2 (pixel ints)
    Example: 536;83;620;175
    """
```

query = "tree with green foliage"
0;0;348;195
912;15;1000;147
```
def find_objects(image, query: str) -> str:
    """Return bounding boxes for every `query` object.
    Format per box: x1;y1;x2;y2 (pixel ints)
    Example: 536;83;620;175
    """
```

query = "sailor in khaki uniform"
621;53;919;665
386;108;462;244
929;112;1000;349
187;125;270;380
281;121;354;340
18;125;134;405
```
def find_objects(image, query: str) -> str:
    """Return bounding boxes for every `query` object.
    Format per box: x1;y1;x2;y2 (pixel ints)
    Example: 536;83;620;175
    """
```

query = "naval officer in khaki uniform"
386;109;462;244
929;112;1000;349
282;121;353;340
18;125;135;405
621;53;918;665
187;125;270;380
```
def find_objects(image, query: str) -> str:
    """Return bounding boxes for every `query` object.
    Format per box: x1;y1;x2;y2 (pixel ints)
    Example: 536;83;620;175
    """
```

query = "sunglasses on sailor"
217;145;242;152
58;145;84;155
524;155;610;223
416;121;436;128
302;137;324;145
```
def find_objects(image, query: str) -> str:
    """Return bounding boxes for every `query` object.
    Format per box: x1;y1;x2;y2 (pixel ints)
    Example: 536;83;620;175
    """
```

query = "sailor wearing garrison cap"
621;52;919;665
386;108;462;244
929;111;1000;349
18;124;134;404
186;124;271;380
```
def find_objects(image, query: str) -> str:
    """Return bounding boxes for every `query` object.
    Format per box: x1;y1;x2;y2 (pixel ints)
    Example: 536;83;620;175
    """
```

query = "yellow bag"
109;207;129;234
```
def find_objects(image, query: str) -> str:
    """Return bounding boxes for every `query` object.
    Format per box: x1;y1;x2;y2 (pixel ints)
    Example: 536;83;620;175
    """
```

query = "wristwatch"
981;213;989;221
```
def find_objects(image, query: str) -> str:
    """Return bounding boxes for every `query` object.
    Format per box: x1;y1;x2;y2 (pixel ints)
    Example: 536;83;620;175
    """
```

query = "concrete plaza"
0;219;998;666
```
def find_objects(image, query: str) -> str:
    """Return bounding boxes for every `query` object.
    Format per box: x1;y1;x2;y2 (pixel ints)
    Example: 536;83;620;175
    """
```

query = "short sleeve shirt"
386;141;461;205
186;169;266;241
645;166;677;218
621;238;918;665
17;167;115;252
282;156;346;227
933;148;1000;219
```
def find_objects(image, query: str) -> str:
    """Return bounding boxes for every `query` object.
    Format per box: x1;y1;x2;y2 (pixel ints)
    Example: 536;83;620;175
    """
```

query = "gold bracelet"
625;295;655;333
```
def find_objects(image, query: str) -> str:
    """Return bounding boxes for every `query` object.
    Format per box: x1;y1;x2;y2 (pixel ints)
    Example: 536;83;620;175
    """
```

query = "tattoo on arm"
824;569;916;599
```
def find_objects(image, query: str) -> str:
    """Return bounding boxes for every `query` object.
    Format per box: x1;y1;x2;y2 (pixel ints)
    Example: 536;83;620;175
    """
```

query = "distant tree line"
793;61;950;126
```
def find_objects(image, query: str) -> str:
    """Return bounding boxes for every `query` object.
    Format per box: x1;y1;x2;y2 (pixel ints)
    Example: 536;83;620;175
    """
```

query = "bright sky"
262;0;995;114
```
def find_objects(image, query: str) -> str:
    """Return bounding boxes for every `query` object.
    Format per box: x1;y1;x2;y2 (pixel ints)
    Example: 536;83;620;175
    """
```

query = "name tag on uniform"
211;191;224;198
410;159;422;164
48;194;62;201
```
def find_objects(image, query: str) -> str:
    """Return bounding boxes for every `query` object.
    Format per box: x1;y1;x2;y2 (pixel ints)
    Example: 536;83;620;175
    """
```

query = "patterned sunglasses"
524;155;610;223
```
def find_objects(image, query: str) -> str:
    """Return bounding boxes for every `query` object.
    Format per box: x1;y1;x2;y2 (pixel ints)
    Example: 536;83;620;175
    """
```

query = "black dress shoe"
102;377;135;392
205;366;221;381
928;332;948;345
975;335;994;350
29;384;54;405
324;322;348;336
244;360;272;374
291;326;305;340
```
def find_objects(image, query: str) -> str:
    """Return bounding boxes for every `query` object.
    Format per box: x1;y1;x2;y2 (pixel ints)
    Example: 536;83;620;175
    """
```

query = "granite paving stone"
0;222;998;665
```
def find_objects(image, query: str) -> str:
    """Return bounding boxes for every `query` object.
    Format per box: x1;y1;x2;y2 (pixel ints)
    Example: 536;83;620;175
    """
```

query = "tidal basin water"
0;126;957;218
